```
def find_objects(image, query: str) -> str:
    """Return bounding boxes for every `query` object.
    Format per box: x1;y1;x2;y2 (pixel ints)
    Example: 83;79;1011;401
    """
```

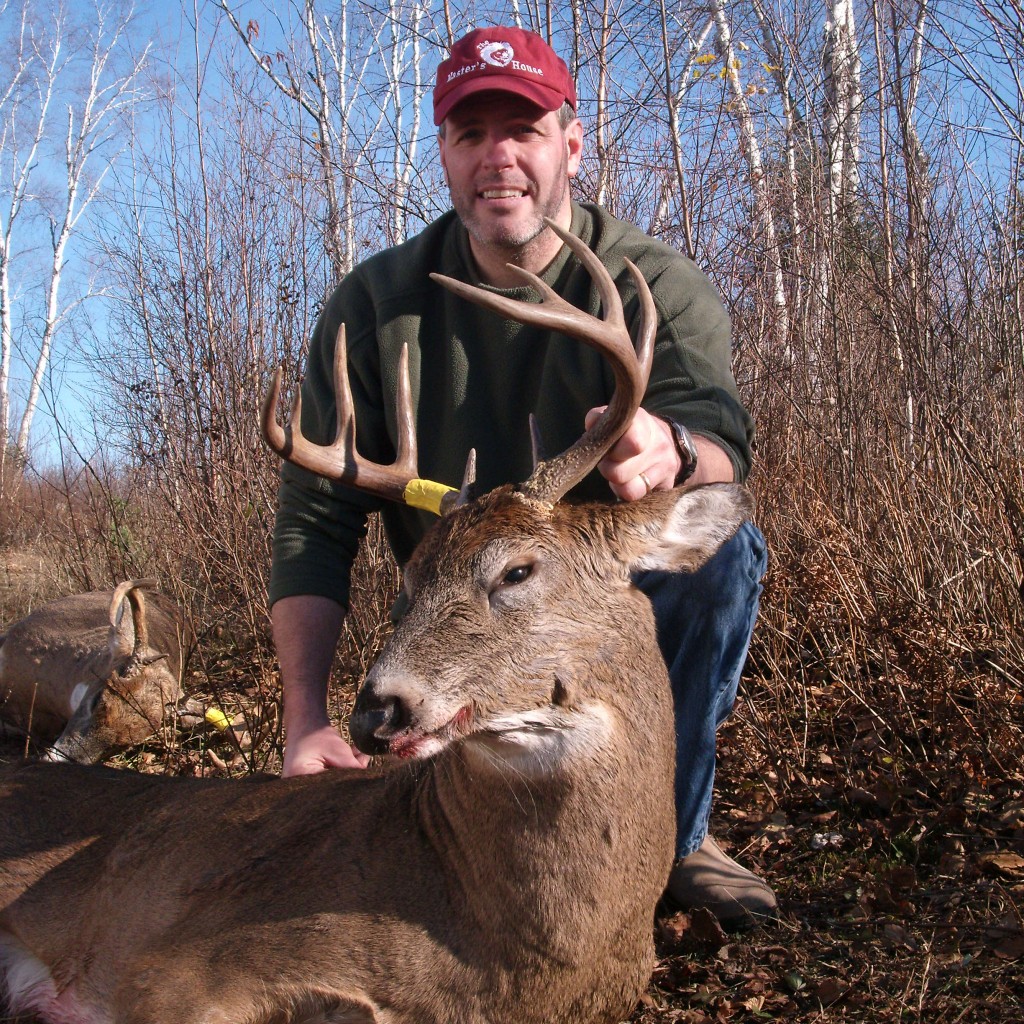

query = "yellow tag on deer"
403;479;456;515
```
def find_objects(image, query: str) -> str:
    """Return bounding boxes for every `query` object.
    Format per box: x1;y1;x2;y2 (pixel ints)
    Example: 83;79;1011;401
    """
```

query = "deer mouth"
388;703;475;760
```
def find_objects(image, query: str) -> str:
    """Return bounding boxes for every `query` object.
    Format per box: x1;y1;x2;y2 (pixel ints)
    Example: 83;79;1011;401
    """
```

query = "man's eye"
502;565;532;585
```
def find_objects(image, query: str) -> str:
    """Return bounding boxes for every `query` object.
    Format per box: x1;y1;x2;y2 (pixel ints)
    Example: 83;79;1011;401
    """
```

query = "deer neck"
410;654;675;963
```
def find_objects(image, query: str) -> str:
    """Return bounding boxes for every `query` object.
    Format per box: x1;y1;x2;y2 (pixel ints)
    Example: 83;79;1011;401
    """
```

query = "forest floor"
628;679;1024;1024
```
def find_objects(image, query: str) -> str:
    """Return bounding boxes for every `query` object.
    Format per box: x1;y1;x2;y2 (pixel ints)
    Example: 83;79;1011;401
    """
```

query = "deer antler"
431;218;656;504
261;330;472;515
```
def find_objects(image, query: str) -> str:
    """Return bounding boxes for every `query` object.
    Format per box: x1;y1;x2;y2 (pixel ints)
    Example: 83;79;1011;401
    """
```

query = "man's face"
438;93;583;256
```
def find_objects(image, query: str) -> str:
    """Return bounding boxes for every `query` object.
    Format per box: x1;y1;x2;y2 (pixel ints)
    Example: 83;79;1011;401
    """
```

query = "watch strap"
659;416;698;486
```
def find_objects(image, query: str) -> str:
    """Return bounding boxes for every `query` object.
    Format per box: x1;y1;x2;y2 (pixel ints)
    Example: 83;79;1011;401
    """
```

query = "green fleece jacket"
269;202;754;610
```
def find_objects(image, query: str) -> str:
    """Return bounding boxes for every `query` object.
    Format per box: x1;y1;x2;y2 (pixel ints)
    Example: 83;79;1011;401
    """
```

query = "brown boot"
666;836;777;929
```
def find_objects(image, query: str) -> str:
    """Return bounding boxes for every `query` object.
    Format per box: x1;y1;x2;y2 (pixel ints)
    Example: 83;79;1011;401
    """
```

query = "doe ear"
629;483;755;575
109;592;136;659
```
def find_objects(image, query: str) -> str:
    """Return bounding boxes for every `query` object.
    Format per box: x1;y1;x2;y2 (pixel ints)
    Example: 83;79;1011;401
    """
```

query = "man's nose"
481;133;515;170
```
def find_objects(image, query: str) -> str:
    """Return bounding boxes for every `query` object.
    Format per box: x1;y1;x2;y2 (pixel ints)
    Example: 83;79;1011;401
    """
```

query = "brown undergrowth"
3;490;1022;1022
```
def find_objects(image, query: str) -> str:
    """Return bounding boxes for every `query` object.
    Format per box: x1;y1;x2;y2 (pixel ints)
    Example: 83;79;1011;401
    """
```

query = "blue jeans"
635;521;767;860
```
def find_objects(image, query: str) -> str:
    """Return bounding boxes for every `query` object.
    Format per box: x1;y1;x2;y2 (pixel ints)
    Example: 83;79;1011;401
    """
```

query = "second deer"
0;579;185;763
0;225;753;1024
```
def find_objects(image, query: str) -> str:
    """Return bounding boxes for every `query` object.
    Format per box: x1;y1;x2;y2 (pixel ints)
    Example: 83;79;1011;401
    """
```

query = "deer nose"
349;687;409;754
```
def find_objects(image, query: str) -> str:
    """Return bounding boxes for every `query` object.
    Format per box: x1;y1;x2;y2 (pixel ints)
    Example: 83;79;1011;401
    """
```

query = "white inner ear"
633;486;749;575
109;597;136;657
68;682;91;714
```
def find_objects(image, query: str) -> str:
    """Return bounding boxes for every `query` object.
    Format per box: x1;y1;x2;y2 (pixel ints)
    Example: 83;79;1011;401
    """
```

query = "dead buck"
0;224;753;1024
0;580;184;764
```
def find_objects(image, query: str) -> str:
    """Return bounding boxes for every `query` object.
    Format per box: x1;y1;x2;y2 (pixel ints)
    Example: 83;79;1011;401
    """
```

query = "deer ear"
629;484;755;575
108;594;136;659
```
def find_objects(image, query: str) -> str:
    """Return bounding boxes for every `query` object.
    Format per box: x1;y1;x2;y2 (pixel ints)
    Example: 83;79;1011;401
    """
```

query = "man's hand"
282;723;371;777
585;406;736;500
585;406;680;501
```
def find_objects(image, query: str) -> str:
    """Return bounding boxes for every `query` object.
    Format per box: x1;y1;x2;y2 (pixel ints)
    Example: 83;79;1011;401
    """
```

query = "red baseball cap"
433;26;577;126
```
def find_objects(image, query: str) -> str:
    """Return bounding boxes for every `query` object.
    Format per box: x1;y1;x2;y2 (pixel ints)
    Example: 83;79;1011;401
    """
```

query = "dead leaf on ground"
690;907;729;949
813;977;847;1006
978;852;1024;879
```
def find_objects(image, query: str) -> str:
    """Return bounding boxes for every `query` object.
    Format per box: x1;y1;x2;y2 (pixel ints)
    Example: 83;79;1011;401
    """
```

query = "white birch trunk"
0;4;57;455
388;2;427;246
594;0;612;207
823;0;863;221
750;0;805;310
709;0;791;347
7;1;146;455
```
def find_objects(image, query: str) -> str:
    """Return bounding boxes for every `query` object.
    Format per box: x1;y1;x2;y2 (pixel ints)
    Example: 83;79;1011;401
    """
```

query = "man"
270;26;775;928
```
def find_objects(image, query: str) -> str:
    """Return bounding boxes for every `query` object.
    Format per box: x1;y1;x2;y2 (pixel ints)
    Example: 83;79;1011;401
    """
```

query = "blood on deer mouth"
388;703;475;759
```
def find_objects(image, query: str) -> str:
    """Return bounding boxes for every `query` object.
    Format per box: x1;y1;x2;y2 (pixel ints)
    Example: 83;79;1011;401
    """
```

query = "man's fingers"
282;726;370;777
584;405;683;499
606;473;651;502
585;405;650;461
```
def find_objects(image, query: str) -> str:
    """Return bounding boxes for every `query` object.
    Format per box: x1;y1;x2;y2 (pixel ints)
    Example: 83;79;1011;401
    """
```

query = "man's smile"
478;185;530;201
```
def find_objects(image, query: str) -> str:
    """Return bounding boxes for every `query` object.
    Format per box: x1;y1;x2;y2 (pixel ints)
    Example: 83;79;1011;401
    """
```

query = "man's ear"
565;118;583;178
438;130;450;187
627;484;755;575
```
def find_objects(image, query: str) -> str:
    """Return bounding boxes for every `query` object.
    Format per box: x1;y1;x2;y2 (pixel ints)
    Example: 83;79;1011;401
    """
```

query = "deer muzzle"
349;685;410;755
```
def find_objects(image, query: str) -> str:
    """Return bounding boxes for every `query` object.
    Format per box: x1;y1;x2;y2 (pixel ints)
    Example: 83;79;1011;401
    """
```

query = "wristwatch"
659;416;699;486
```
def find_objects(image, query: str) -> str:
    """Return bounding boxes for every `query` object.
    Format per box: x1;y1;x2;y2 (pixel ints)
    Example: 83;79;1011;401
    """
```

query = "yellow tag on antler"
403;478;457;515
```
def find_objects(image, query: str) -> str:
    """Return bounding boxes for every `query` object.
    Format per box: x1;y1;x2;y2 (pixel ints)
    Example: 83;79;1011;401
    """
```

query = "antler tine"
430;218;656;503
453;449;477;508
260;328;420;505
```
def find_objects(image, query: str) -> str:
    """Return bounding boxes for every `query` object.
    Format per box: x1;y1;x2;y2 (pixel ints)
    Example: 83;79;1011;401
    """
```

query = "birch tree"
385;0;428;246
882;0;931;451
218;0;435;276
0;0;40;463
654;4;714;258
0;0;147;463
709;0;791;346
823;0;863;222
218;0;360;277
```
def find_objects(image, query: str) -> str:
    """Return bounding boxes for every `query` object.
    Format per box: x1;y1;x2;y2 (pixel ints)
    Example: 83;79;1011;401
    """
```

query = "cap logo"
477;40;514;67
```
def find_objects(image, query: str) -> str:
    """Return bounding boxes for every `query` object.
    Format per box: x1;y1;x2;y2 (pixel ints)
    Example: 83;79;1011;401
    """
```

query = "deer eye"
501;564;532;586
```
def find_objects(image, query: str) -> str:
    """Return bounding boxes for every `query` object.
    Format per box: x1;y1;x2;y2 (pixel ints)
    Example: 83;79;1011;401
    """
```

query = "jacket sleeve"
637;256;754;482
268;274;388;611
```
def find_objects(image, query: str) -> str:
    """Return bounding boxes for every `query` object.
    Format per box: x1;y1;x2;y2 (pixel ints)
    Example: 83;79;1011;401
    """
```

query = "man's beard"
451;170;571;256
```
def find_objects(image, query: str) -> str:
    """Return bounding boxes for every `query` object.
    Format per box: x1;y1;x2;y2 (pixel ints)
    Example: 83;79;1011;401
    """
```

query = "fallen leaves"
629;681;1024;1023
978;851;1024;879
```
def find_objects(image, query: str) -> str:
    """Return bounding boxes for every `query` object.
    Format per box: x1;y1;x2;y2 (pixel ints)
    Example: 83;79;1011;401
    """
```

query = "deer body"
1;224;754;1023
0;582;184;763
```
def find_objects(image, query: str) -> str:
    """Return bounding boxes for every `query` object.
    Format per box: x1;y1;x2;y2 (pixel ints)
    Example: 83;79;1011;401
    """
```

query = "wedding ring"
639;472;653;495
